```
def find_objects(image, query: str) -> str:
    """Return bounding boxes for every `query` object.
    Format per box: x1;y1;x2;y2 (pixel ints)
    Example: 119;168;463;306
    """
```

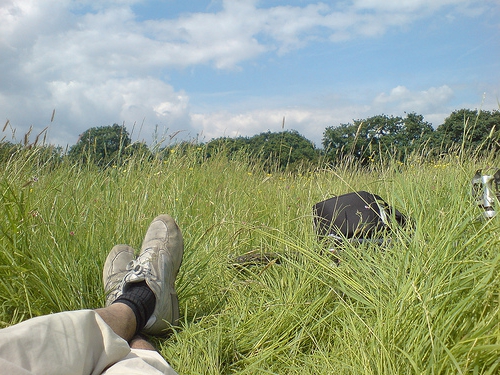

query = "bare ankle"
129;335;156;351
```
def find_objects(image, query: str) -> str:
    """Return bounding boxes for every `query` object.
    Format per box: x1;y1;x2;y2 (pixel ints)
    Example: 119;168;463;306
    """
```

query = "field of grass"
0;147;499;374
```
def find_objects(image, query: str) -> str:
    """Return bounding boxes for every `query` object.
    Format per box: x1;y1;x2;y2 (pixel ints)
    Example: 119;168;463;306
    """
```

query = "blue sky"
1;0;499;148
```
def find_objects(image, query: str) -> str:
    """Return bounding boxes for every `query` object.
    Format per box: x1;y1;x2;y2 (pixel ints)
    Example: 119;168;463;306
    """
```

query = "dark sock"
113;281;156;334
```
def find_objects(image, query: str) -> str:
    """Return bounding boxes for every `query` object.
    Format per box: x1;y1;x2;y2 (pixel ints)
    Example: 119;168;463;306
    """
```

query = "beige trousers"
0;310;177;375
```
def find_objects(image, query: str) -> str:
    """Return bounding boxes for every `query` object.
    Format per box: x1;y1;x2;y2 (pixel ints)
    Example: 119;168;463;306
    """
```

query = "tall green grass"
0;146;498;374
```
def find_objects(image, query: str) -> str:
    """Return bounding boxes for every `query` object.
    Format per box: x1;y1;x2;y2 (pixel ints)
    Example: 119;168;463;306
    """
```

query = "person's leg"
0;306;176;375
130;335;156;350
100;214;184;375
101;349;178;375
0;244;137;375
107;214;184;337
95;302;137;342
0;309;131;375
0;214;183;375
100;214;184;346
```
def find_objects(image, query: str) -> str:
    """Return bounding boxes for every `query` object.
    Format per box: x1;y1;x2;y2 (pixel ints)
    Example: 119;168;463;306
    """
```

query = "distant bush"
68;124;151;167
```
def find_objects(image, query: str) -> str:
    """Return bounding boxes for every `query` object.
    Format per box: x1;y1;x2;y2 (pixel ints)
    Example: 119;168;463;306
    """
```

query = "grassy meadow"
0;145;499;374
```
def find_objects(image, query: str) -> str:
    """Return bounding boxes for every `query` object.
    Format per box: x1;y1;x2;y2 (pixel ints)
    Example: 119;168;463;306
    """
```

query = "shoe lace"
124;248;157;283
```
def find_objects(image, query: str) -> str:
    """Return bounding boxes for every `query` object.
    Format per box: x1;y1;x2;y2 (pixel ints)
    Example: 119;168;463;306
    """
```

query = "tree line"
323;109;500;164
1;108;499;170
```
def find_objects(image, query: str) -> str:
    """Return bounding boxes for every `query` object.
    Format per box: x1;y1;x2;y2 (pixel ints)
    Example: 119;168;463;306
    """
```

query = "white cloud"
352;0;477;13
53;78;189;141
190;104;369;147
1;0;488;74
373;85;455;113
1;76;191;146
0;0;495;147
189;84;463;146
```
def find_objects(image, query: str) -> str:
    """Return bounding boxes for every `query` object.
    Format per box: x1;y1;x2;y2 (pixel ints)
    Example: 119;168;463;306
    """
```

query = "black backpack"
313;191;407;244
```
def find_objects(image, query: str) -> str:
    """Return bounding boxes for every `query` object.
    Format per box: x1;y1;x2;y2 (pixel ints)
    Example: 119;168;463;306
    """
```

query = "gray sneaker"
122;214;184;336
103;244;135;307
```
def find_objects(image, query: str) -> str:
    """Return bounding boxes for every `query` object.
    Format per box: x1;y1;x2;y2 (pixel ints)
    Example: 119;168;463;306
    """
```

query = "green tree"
435;109;500;152
322;114;400;163
68;124;131;167
0;142;63;168
127;141;153;161
0;141;20;163
322;113;434;164
204;131;318;171
247;130;318;171
205;136;251;159
399;112;434;149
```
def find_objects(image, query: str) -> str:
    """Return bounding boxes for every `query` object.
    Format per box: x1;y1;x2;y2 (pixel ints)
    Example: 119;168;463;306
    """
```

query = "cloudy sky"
1;0;499;148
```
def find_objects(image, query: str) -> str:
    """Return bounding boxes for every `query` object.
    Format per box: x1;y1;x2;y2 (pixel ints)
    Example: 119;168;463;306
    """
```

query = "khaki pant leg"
0;310;130;375
102;349;177;375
